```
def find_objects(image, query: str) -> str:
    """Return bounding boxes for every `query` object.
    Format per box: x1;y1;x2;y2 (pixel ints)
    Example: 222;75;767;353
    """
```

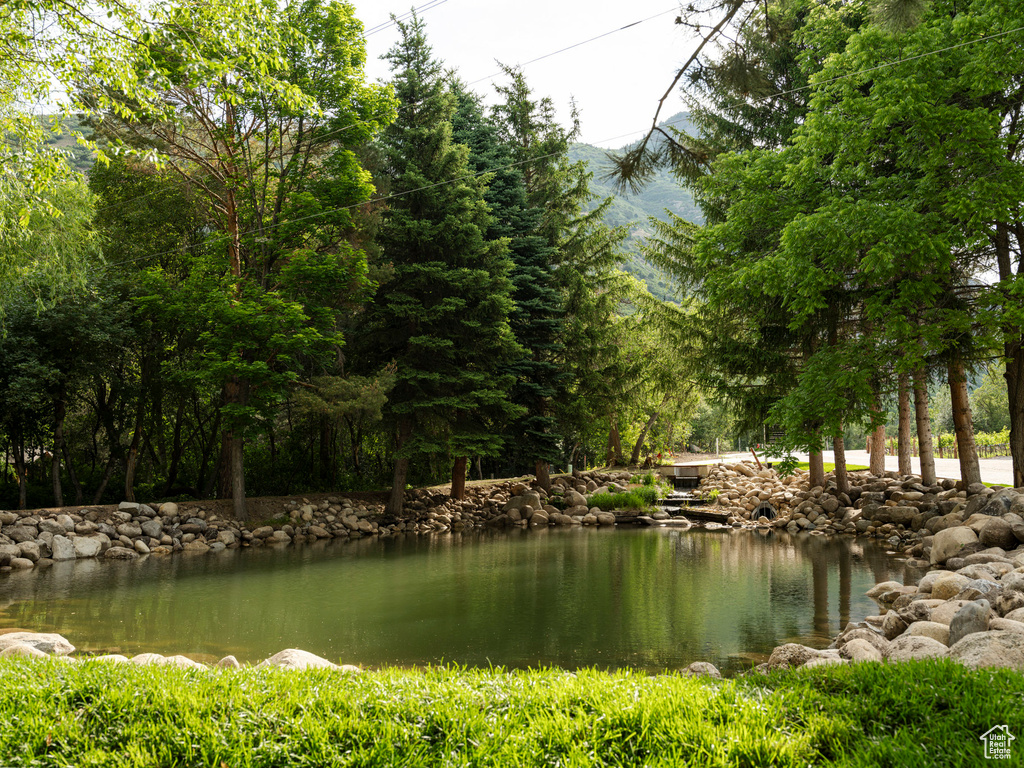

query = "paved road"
713;450;1017;487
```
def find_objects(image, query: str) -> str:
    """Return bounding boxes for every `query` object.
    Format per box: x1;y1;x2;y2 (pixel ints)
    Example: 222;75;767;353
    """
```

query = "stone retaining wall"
0;469;638;572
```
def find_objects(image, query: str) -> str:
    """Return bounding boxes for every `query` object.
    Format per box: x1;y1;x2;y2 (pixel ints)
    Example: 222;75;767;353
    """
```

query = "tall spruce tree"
372;16;519;513
490;66;604;487
450;83;564;482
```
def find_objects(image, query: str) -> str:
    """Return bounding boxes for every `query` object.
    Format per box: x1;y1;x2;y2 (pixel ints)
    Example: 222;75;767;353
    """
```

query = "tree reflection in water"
0;528;907;675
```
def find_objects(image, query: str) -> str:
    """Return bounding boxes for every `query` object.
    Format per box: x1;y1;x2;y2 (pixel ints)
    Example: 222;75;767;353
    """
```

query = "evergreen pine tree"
488;67;602;486
371;16;519;512
450;84;564;481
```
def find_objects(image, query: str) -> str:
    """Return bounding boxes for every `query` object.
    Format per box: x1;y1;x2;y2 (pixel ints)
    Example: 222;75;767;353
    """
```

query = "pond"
0;528;909;675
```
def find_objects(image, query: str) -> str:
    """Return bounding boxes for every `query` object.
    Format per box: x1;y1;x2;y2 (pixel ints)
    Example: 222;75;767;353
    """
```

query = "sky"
347;0;697;148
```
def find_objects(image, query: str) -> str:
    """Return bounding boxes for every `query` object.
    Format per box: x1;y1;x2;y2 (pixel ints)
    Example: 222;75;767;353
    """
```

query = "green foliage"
0;176;100;311
971;366;1010;434
368;15;521;466
0;658;1019;767
588;485;660;511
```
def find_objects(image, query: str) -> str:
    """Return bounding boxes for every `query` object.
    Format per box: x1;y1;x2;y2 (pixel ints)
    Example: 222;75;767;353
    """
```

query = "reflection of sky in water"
0;529;906;675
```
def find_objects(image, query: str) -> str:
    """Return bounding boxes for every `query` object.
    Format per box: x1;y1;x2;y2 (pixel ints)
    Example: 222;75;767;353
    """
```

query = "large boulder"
931;573;972;600
104;546;139;560
886;635;950;662
929;600;972;626
682;661;722;678
5;525;38;543
989;617;1024;633
0;543;20;566
49;534;77;561
835;628;891;656
882;611;909;640
17;541;40;562
564;490;588;508
979;517;1017;549
766;643;839;670
866;581;904;601
0;632;75;655
503;492;543;515
130;653;205;669
926;513;964;534
841;638;883;663
930;526;979;564
903;621;951;646
256;648;359;673
949;631;1024;670
72;536;104;559
948;600;993;646
870;506;918;526
0;642;48;659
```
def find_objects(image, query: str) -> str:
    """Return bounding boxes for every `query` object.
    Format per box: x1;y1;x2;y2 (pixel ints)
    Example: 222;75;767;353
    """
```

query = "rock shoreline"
702;461;1024;674
0;632;360;672
6;461;1024;676
0;469;671;573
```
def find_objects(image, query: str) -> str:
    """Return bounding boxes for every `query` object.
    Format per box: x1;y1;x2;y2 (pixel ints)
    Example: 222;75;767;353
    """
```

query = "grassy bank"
0;659;1020;766
795;462;869;473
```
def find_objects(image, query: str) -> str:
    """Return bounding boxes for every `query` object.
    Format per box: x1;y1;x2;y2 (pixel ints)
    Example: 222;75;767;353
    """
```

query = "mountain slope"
569;112;701;301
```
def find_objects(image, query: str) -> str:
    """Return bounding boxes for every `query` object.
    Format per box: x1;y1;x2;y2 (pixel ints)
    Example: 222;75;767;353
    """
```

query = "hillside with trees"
569;115;702;302
0;3;694;512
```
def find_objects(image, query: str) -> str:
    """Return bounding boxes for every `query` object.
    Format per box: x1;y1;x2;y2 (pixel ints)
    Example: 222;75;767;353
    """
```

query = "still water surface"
0;528;908;674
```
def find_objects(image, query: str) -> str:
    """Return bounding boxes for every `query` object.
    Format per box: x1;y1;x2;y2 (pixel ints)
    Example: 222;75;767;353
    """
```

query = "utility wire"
90;4;677;216
467;7;679;87
98;21;1024;269
362;0;450;37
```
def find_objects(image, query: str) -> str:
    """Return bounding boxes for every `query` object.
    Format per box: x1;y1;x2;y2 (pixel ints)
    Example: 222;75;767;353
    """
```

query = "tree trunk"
222;375;249;521
535;459;550;493
198;406;221;499
62;442;83;506
13;433;27;510
124;395;145;503
217;430;233;499
386;420;412;518
808;449;825;489
230;432;247;521
1005;339;1024;488
162;400;187;496
897;373;912;476
913;368;936;486
52;396;66;507
869;389;886;476
319;416;331;485
92;455;116;505
475;456;483;481
833;434;850;495
948;358;982;487
606;412;623;466
994;220;1024;487
450;456;467;500
629;395;671;466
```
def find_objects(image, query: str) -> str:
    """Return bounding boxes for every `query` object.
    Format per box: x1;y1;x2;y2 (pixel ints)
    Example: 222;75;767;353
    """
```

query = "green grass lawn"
0;658;1020;766
795;462;870;473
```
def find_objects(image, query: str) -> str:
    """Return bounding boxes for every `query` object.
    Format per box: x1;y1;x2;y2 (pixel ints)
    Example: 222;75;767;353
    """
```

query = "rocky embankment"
702;462;1024;673
0;631;359;672
703;462;965;544
0;470;637;572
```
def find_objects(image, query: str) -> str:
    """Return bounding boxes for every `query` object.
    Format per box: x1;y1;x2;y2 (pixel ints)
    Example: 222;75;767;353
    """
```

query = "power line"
98;21;1024;270
88;4;680;217
362;0;450;37
467;7;678;87
660;23;1024;130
